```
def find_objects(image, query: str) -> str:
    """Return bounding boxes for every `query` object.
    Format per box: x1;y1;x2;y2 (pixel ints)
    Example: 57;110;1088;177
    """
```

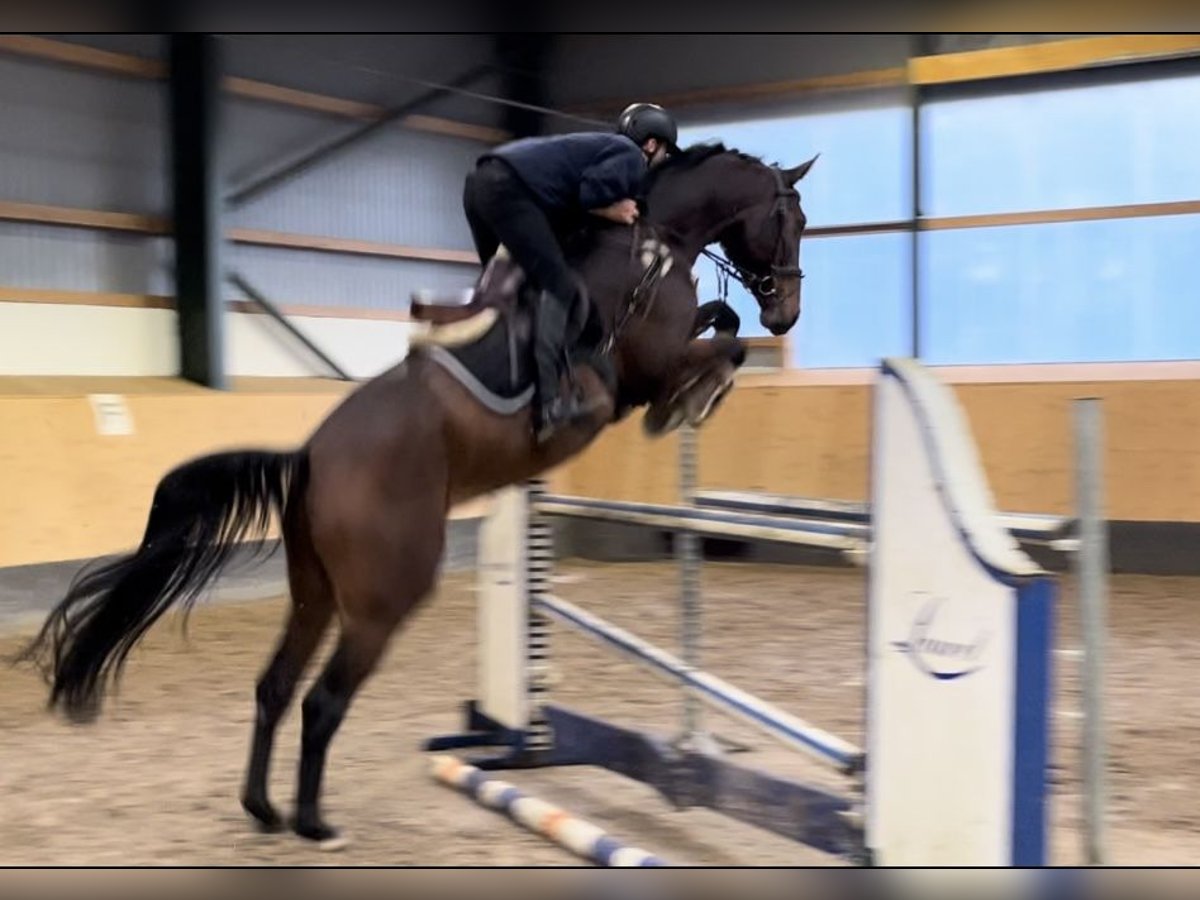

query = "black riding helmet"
616;102;678;150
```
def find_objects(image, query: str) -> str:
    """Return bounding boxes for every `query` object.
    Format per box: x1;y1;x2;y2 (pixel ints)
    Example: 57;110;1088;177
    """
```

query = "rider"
462;102;678;444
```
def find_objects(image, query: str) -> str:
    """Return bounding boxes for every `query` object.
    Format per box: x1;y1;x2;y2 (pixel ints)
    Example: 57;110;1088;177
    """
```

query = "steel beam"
170;33;226;389
228;272;353;381
494;34;553;137
225;62;494;208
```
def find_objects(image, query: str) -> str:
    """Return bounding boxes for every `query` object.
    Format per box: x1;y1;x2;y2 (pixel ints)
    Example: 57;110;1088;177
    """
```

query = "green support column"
169;34;226;389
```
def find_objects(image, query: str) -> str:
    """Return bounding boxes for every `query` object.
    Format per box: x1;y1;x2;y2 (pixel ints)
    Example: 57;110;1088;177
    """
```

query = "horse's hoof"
687;371;735;427
292;817;349;851
643;401;685;437
242;796;285;833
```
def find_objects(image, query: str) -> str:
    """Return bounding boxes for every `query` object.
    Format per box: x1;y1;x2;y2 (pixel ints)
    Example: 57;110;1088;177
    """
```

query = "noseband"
701;167;804;300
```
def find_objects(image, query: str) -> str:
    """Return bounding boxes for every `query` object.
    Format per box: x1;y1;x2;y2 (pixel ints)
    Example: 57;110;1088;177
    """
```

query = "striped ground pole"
429;755;668;867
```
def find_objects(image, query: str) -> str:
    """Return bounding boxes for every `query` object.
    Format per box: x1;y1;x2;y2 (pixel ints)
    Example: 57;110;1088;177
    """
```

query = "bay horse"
14;143;816;847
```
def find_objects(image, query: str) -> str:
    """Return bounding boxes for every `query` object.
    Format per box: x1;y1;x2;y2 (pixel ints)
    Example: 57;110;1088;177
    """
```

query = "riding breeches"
461;158;581;309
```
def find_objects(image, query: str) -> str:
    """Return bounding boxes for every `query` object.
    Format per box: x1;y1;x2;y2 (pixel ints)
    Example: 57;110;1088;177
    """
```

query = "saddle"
408;250;603;416
409;237;677;418
410;288;478;326
410;245;529;326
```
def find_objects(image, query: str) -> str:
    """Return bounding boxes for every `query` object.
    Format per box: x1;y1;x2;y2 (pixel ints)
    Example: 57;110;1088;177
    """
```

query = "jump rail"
533;494;867;554
428;357;1063;867
693;490;1080;550
429;755;668;866
537;593;864;773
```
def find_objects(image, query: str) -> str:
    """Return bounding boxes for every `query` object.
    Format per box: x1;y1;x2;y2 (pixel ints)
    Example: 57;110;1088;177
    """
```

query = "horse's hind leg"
290;507;446;846
290;619;397;845
241;504;335;832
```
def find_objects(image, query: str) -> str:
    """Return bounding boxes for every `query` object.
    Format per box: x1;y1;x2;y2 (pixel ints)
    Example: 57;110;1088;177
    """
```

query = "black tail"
14;449;307;722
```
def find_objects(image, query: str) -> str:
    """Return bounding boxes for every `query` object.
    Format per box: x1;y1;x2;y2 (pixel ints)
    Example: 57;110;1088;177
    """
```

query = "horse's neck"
646;156;759;262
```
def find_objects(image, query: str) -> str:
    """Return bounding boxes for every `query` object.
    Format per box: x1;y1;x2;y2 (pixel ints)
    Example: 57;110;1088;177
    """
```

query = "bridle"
597;164;804;356
700;167;804;303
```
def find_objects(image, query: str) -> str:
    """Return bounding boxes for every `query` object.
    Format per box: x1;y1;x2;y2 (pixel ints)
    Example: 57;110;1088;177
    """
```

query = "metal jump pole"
677;425;703;742
1073;397;1108;866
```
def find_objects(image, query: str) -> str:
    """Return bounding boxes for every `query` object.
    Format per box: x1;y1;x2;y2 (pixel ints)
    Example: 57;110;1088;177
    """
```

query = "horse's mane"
645;141;765;193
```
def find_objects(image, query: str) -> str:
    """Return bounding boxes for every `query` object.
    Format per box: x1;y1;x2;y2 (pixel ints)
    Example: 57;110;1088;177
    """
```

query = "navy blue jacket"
481;132;647;216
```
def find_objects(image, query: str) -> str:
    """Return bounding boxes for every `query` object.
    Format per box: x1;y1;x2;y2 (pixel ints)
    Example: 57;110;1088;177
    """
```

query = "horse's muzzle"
761;307;799;336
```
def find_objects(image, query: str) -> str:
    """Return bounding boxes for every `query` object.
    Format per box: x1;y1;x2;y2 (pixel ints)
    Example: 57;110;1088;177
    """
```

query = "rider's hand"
592;199;639;225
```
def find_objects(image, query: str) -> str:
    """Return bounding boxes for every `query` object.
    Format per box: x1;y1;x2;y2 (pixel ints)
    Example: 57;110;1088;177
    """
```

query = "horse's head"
713;154;818;336
644;144;818;337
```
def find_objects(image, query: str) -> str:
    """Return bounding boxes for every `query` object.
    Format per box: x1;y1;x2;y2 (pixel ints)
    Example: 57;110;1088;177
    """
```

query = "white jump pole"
1073;397;1108;866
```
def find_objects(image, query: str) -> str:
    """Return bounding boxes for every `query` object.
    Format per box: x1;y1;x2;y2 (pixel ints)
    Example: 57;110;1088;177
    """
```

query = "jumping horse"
15;143;816;847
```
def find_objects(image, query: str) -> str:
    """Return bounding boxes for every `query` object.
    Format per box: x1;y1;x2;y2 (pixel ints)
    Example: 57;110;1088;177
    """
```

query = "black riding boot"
533;289;592;444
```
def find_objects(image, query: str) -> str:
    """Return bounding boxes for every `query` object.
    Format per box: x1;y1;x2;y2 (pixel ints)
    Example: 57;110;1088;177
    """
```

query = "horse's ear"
785;154;819;185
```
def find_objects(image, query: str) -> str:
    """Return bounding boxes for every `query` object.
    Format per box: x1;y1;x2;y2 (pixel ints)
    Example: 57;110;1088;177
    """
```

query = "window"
678;102;911;227
792;233;911;367
919;215;1200;364
693;233;911;368
679;102;913;365
919;66;1200;364
922;69;1200;217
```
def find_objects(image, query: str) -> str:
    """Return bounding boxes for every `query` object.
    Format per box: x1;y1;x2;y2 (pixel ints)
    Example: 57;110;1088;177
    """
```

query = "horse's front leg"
691;300;741;339
642;334;746;437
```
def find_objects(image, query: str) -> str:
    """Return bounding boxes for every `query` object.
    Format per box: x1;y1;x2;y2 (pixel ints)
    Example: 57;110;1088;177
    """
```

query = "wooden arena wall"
549;376;1200;525
2;373;1198;570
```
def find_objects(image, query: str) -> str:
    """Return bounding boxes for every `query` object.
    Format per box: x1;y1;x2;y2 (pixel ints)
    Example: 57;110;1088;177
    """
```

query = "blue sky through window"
675;72;1200;367
678;106;911;227
920;215;1200;364
919;71;1200;363
679;106;913;365
922;72;1200;216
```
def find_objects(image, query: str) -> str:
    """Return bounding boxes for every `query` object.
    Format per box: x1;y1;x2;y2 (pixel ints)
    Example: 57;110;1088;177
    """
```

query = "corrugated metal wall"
56;33;501;128
0;223;170;295
0;55;165;212
216;33;505;130
225;102;483;249
0;35;489;320
0;53;168;297
227;246;475;311
223;95;482;310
